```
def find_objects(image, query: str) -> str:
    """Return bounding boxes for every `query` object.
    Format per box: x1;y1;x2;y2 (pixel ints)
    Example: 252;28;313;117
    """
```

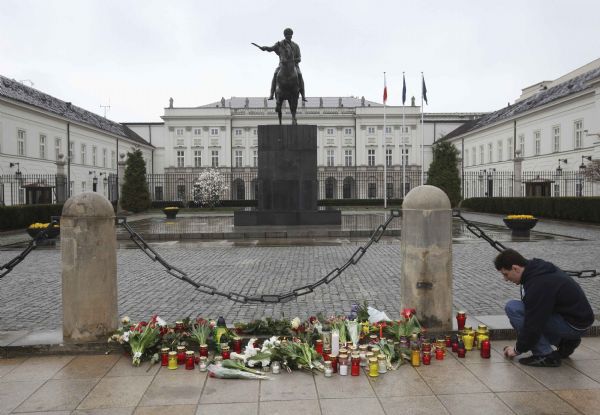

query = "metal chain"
452;209;599;279
0;217;60;279
118;210;402;303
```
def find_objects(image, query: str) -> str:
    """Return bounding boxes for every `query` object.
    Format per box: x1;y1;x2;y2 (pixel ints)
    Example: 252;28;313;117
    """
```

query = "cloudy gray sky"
2;0;599;122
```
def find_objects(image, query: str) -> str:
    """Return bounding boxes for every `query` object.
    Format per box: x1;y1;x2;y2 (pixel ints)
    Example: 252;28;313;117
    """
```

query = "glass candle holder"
161;347;170;366
370;346;380;357
199;344;208;358
456;311;466;331
351;353;361;376
198;356;208;371
435;348;444;360
214;356;223;367
175;321;184;332
445;335;452;348
457;347;466;358
411;348;421;367
423;353;431;365
377;354;387;374
315;339;323;355
168;351;178;370
176;346;186;365
221;345;231;360
232;337;242;354
368;357;379;377
324;361;333;378
480;339;491;359
322;347;331;362
451;341;459;353
463;334;474;351
330;355;338;373
185;351;195;370
271;361;281;374
338;353;348;376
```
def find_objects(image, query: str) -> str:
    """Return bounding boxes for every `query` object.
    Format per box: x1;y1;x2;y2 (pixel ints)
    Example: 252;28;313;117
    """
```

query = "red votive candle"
445;335;452;348
456;311;467;331
199;344;208;358
315;340;323;355
351;353;361;376
185;351;195;370
422;353;431;365
232;337;242;354
330;355;338;373
176;346;186;365
221;345;230;360
161;348;169;366
435;348;444;360
480;340;491;359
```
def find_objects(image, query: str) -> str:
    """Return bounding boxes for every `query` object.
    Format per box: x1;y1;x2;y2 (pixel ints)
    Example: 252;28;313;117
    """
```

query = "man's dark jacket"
516;258;594;353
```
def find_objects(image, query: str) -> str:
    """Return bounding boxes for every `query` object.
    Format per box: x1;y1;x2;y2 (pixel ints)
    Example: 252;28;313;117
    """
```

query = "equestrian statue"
253;28;307;125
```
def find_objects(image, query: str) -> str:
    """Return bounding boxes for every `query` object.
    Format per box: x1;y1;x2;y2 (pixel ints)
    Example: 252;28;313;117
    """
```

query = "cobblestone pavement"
1;213;599;331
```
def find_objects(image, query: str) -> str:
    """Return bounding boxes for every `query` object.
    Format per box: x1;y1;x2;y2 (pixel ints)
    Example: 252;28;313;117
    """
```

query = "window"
344;128;352;135
253;150;258;167
39;134;46;159
497;140;503;162
326;149;335;166
193;128;202;136
111;150;116;169
81;181;86;192
472;147;476;165
385;126;392;134
176;137;185;147
479;145;484;164
386;148;392;167
507;138;513;160
252;129;257;136
401;148;409;165
487;143;492;163
55;137;62;160
235;150;243;167
534;130;541;155
17;129;26;156
401;126;410;133
465;149;469;166
176;150;185;167
193;137;202;147
235;129;243;136
344;149;353;167
70;142;75;162
553;183;560;197
210;128;219;136
211;150;219;167
367;126;376;135
367;149;376;166
102;148;107;167
368;182;377;198
81;143;87;165
326;128;334;135
194;150;202;167
92;146;97;166
175;128;184;136
574;120;583;148
518;134;525;156
552;126;561;152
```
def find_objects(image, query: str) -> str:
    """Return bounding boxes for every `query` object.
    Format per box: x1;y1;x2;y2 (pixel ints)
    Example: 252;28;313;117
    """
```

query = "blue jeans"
505;299;584;356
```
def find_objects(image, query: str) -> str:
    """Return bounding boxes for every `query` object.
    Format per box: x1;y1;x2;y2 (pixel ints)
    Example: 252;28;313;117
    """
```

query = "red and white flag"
383;73;388;104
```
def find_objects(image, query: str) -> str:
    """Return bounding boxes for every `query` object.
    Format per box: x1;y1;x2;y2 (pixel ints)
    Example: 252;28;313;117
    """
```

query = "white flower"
155;316;167;327
291;317;301;330
121;316;131;325
133;351;142;358
122;331;130;342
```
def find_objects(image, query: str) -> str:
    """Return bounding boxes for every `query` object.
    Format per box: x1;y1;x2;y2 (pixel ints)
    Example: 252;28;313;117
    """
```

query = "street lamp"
89;171;98;192
579;155;592;172
556;158;567;174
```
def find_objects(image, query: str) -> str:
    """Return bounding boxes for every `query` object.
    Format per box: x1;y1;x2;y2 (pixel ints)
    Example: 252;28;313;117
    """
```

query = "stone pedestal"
400;185;453;331
234;125;341;226
61;192;118;342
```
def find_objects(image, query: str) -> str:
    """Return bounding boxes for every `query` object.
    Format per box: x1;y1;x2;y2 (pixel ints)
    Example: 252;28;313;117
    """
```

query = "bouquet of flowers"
329;315;348;345
384;314;423;341
109;315;166;366
253;338;324;373
190;318;211;346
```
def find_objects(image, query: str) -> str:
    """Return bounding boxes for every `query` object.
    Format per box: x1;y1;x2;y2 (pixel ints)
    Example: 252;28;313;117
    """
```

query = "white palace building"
1;57;599;205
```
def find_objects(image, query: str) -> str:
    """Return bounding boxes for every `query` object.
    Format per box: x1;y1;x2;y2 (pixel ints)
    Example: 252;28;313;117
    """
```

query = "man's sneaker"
519;353;561;367
557;338;581;358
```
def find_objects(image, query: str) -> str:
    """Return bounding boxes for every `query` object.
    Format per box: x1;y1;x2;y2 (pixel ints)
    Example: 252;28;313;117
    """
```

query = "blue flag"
422;76;428;105
402;74;407;105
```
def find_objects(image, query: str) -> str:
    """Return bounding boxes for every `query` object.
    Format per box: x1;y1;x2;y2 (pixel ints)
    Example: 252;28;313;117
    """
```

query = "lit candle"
168;351;178;369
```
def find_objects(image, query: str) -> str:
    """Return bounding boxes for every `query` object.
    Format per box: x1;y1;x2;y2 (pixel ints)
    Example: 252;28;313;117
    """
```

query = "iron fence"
1;170;595;206
462;171;594;198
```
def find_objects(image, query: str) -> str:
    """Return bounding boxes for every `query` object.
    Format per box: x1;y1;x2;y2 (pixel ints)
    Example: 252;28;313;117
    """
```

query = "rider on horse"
259;28;307;102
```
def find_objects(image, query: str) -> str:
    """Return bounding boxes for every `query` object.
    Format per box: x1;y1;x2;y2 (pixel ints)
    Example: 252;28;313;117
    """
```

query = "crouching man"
495;249;594;367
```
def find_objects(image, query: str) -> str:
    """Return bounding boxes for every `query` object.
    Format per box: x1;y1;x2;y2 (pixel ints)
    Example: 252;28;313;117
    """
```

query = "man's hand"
503;345;518;358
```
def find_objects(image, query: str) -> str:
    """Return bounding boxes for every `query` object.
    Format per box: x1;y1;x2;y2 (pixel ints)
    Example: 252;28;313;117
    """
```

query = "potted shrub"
162;206;180;219
27;222;60;239
503;214;538;237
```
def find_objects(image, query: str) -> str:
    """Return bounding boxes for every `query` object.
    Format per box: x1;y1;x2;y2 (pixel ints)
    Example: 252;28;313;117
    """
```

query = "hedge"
0;204;64;230
460;197;600;223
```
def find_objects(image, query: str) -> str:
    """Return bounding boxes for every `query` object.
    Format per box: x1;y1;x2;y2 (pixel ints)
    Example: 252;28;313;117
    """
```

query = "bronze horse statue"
274;43;300;125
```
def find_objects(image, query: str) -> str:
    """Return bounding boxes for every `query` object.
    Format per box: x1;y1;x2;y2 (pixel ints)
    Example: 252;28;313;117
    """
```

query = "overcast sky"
2;0;599;123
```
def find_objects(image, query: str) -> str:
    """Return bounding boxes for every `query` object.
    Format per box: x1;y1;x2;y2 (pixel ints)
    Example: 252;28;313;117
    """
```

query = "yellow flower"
506;215;536;220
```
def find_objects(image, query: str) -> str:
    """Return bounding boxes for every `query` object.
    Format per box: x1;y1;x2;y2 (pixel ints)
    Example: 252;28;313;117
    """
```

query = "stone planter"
162;208;179;219
27;226;60;239
503;218;538;237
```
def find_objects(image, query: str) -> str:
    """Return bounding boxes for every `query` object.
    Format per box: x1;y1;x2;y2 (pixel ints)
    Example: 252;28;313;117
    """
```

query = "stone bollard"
61;192;118;342
400;185;453;331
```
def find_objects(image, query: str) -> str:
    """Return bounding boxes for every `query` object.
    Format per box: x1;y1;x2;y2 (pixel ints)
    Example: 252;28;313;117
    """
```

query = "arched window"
343;176;355;199
325;177;337;199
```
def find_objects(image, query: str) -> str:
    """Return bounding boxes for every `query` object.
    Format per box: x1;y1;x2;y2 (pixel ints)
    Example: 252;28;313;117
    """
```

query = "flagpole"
401;72;406;199
383;71;387;209
420;72;425;185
